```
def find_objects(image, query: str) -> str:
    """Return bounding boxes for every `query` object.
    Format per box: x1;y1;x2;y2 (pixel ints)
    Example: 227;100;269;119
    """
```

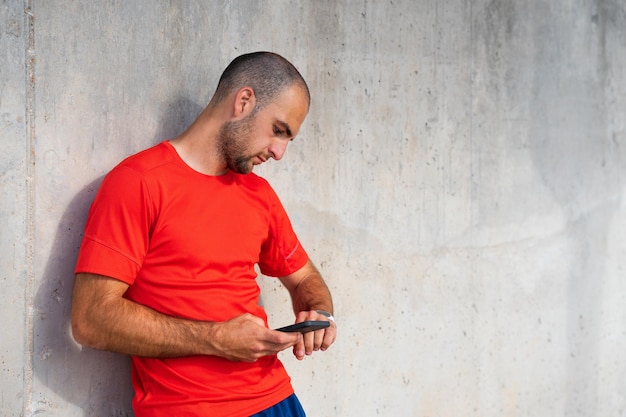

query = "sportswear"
75;141;309;416
250;394;306;417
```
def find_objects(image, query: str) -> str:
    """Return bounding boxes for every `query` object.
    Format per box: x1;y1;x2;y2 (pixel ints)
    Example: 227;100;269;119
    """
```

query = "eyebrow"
275;120;293;138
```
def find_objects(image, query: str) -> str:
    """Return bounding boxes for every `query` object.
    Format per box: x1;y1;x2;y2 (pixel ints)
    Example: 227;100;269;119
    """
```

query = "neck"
169;105;228;176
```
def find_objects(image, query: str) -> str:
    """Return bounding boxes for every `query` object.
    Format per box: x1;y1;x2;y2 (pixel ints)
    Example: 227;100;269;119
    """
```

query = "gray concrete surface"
2;1;626;416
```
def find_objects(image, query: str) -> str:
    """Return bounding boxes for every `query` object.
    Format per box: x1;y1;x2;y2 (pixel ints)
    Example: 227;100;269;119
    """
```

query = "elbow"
70;272;124;350
70;312;89;347
70;307;99;349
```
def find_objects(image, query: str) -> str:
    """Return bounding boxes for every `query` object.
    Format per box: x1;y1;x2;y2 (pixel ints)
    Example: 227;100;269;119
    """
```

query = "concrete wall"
2;1;626;416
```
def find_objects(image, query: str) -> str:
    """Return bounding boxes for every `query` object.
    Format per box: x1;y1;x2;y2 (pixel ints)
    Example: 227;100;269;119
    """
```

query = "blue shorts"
250;394;306;417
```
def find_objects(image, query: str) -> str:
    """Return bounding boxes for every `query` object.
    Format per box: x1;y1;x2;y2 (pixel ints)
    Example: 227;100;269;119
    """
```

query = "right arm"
70;272;301;362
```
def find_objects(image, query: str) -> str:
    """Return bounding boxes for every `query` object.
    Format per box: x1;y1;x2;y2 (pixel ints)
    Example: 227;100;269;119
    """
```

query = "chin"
235;165;254;175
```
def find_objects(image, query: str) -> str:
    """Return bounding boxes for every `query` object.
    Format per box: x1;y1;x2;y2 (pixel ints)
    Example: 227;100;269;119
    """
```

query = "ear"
232;87;256;119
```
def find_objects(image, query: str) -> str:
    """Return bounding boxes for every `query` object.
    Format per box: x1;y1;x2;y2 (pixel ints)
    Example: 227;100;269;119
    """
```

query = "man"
71;51;336;417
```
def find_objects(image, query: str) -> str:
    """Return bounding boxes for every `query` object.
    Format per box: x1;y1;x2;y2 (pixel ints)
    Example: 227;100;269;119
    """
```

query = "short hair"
212;51;310;112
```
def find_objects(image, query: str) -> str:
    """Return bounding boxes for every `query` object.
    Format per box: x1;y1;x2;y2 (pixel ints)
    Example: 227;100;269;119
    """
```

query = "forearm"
75;299;213;357
71;273;217;357
71;273;300;361
287;264;334;315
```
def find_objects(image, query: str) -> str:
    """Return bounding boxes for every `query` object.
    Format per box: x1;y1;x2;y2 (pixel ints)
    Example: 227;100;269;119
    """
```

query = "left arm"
279;259;337;360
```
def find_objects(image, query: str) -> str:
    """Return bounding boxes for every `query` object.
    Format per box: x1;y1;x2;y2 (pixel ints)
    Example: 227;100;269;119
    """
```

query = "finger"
247;331;302;361
313;328;325;351
266;330;301;349
320;323;337;351
303;332;313;356
293;337;306;360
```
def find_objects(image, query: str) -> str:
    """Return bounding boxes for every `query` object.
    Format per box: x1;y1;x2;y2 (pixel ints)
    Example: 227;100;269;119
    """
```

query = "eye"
273;125;284;136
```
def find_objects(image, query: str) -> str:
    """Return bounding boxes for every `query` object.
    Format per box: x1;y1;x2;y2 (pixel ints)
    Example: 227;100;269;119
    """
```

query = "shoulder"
97;142;177;196
114;142;175;175
234;172;273;191
234;174;292;220
233;173;284;208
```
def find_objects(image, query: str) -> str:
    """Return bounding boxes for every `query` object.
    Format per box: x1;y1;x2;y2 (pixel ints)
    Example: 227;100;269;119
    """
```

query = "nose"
268;140;288;161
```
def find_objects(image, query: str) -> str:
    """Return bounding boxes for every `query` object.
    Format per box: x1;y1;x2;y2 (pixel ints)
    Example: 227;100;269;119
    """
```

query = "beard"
216;115;257;174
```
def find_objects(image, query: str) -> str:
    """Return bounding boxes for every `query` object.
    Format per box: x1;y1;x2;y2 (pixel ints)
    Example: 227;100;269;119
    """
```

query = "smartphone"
275;320;330;333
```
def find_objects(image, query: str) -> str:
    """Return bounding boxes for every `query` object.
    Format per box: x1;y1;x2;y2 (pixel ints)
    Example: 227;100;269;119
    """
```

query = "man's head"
212;51;310;114
213;52;310;174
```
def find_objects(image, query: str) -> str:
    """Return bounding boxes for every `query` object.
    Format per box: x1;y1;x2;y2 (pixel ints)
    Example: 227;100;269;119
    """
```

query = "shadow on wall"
32;97;204;415
33;175;135;416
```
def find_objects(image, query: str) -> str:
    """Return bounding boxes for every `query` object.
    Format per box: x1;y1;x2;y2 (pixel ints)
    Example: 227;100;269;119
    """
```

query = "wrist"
315;309;335;322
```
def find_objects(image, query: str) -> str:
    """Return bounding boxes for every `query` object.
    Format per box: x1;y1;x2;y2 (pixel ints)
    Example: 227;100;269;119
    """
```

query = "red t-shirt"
75;141;309;417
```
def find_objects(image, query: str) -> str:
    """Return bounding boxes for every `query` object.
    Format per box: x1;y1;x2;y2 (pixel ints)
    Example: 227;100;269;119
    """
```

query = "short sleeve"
257;186;308;277
75;165;153;284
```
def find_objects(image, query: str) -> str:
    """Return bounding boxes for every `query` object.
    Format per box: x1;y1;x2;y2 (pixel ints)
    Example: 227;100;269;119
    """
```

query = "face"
217;86;309;174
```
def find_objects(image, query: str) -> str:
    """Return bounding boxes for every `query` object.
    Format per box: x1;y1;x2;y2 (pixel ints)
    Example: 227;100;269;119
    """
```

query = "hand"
292;310;337;360
212;313;302;362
